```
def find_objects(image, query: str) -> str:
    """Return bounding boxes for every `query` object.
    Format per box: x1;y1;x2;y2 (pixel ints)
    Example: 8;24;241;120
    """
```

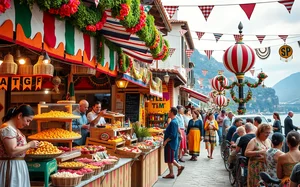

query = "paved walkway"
153;143;231;187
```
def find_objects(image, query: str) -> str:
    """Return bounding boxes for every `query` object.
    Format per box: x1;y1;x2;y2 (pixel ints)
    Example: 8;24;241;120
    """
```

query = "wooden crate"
85;138;125;152
125;138;137;146
115;148;141;159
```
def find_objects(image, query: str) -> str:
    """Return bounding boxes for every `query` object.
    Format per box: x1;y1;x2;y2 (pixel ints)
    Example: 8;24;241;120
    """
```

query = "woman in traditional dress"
276;131;300;186
204;112;218;159
0;105;39;187
186;110;204;161
245;123;272;187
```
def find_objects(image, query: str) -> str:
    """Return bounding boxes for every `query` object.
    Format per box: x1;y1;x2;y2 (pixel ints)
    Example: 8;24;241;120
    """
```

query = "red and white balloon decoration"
223;44;255;76
214;95;228;108
210;75;228;92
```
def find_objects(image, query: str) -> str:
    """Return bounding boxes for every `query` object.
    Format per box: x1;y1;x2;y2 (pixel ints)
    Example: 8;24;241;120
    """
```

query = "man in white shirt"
87;101;107;127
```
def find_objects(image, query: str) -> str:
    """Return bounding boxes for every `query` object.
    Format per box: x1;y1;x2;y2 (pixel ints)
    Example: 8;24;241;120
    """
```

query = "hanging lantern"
33;55;54;77
0;53;18;75
214;95;228;107
18;58;33;75
52;76;61;93
71;65;96;76
223;23;255;79
209;91;217;99
211;75;228;92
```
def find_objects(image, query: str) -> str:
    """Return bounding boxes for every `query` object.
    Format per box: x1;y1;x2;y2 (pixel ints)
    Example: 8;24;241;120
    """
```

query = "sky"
161;0;300;87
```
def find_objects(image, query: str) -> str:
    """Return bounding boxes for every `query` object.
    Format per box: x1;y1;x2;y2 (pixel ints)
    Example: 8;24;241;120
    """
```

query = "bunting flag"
202;69;208;76
279;0;295;13
256;35;266;44
249;69;255;76
185;68;192;74
196;32;205;40
174;65;180;71
229;76;235;81
240;3;256;20
185;49;194;59
23;77;32;91
204;50;213;60
234;34;243;43
164;6;179;19
95;0;99;7
169;48;176;57
35;76;43;90
213;33;223;42
144;5;152;13
255;47;271;60
11;77;21;91
279;35;288;42
0;77;8;90
179;29;187;36
198;5;214;21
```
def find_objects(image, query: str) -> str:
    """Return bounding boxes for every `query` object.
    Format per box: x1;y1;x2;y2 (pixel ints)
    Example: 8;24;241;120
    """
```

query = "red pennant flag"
256;35;266;44
198;5;214;21
279;35;288;42
249;69;255;76
202;69;208;76
196;32;205;40
213;33;223;42
164;6;179;19
240;3;256;20
169;48;176;57
279;0;295;13
234;34;243;43
179;29;187;36
204;50;214;60
185;49;194;59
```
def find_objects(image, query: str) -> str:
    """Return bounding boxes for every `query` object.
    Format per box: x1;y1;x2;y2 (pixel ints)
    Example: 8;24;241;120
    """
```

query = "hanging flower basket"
18;58;33;75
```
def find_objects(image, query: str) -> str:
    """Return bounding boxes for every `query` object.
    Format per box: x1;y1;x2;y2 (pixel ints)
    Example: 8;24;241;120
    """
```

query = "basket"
51;175;83;187
139;148;152;153
33;55;54;77
18;64;33;75
93;167;103;176
103;163;115;171
71;65;96;76
115;148;141;159
0;53;17;75
82;171;94;181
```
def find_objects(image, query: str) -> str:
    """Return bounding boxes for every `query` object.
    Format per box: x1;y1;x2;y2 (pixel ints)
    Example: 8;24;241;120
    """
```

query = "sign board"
125;93;140;123
0;76;43;91
279;44;293;62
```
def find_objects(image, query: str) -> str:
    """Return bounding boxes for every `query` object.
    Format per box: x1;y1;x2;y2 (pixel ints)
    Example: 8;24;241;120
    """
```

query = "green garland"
237;108;246;115
162;40;169;61
230;89;252;103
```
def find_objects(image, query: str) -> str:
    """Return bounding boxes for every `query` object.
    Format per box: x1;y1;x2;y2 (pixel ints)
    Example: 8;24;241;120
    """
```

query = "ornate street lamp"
217;22;268;114
214;95;229;110
210;74;230;110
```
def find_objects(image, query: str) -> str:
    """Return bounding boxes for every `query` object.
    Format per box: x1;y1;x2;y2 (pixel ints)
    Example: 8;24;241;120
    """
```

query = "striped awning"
180;87;209;103
101;10;153;63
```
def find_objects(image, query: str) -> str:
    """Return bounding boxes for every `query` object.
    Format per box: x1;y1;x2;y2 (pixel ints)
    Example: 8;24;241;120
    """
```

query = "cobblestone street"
154;142;232;187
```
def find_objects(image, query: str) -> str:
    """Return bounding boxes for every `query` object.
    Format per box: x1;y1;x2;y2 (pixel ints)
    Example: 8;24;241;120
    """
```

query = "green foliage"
120;0;140;28
71;4;102;30
132;123;150;138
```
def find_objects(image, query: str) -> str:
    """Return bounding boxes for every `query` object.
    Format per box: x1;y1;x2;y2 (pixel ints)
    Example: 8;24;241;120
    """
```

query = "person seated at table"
87;101;107;127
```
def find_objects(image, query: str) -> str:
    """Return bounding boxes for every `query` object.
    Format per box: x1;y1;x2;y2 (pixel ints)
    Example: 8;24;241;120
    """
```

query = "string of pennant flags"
164;0;295;20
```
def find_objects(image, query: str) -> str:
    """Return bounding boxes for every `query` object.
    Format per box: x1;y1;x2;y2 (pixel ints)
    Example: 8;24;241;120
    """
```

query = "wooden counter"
131;147;159;187
158;145;168;175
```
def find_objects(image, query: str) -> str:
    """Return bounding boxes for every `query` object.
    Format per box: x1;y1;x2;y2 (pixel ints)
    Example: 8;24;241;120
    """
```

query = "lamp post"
218;22;268;114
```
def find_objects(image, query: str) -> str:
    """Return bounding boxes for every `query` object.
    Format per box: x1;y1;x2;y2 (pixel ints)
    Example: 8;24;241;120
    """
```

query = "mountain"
273;72;300;103
190;49;279;113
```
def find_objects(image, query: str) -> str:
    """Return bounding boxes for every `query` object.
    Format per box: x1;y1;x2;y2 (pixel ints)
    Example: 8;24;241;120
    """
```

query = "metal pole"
238;78;245;114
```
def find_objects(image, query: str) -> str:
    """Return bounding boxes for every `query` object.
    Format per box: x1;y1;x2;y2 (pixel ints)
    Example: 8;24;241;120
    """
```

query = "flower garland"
48;0;80;18
230;89;252;103
86;11;107;32
116;3;130;20
131;66;144;80
153;42;169;61
149;31;160;50
0;0;10;14
119;53;133;73
126;6;146;34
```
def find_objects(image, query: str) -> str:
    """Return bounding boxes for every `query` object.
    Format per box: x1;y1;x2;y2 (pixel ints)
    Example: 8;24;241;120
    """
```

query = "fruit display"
74;145;106;154
148;127;164;133
84;164;100;169
29;128;81;139
144;140;160;147
58;161;86;169
119;147;142;153
34;110;80;118
152;135;164;142
74;158;94;163
51;172;83;178
107;137;124;143
58;168;94;175
58;146;71;152
90;162;105;167
26;141;62;155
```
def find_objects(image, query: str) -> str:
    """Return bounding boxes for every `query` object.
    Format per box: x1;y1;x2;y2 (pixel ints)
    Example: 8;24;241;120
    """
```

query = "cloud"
162;0;300;87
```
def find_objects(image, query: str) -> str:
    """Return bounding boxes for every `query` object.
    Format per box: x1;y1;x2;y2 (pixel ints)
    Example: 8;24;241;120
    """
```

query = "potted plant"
132;123;150;142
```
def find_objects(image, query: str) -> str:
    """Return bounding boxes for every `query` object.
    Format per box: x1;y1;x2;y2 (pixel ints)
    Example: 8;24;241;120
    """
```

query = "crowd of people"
163;107;300;187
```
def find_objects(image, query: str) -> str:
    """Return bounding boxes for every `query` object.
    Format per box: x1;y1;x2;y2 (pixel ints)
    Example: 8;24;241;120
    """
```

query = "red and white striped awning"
180;87;209;103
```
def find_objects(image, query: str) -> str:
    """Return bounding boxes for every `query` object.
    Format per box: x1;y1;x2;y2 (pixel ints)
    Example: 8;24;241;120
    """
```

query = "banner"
23;77;32;91
11;77;21;91
35;76;43;90
0;77;8;91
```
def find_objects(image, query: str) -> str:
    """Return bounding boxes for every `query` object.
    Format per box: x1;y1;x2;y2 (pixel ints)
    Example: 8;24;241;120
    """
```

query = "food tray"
139;148;152;153
115;148;141;159
33;116;81;120
58;165;86;170
26;152;63;159
51;175;83;187
28;136;82;141
82;171;95;181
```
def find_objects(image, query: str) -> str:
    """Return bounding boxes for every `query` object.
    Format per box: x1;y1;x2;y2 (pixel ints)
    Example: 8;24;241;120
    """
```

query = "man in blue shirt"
226;118;243;142
163;107;185;179
72;100;89;145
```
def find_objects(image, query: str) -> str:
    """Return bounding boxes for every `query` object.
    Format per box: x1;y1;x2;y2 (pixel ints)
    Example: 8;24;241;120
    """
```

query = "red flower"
126;8;146;34
117;4;130;20
0;0;11;14
86;25;96;32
